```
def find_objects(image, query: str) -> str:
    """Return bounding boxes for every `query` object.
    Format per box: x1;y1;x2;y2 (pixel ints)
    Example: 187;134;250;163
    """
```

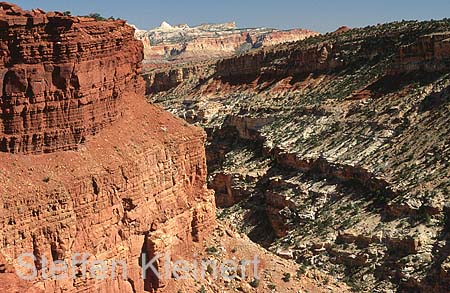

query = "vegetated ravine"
145;19;450;292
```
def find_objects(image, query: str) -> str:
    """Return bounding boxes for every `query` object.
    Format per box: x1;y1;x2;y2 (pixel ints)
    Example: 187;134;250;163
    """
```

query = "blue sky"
13;0;450;32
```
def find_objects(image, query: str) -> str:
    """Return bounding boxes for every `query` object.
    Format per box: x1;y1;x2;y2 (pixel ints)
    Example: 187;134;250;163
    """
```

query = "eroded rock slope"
0;3;217;292
148;19;450;292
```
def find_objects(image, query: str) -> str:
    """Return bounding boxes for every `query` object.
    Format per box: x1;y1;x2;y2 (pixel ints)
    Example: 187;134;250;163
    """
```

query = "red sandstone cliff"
0;3;144;154
0;3;215;292
395;31;450;72
143;40;341;95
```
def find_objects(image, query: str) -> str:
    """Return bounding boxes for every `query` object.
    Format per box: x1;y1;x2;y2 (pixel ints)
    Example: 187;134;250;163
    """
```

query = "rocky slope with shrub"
148;19;450;292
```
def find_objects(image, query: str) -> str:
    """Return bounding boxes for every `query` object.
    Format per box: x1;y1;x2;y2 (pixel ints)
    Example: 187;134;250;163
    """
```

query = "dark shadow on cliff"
367;72;442;97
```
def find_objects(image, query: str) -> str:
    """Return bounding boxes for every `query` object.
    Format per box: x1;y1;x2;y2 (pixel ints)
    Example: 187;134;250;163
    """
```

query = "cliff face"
148;19;450;292
0;4;145;154
144;62;214;94
0;3;215;292
135;21;318;68
142;40;338;95
253;29;323;48
395;32;450;72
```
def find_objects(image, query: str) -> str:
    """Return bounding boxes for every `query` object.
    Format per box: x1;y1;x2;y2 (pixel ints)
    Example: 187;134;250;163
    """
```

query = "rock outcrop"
394;31;450;72
0;3;143;154
0;3;216;292
134;21;318;67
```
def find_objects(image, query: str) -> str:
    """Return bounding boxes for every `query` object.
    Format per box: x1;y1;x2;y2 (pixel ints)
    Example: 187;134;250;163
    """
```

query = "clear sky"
12;0;450;32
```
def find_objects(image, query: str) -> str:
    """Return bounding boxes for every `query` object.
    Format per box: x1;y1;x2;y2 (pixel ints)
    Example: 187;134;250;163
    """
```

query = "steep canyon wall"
0;3;215;292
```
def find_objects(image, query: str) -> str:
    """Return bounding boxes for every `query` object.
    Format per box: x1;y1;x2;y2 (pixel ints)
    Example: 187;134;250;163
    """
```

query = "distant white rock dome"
159;21;173;29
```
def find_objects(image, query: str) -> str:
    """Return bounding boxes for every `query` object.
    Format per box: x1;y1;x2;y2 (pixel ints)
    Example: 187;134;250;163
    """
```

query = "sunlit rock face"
0;3;216;292
134;20;318;67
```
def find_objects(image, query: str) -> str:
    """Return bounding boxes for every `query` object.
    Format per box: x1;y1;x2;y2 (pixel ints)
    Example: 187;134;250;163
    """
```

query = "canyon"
2;1;449;292
146;19;450;292
0;2;344;293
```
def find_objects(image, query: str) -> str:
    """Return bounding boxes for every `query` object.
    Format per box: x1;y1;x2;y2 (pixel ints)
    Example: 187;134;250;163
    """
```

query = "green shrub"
249;278;260;288
282;272;291;282
206;246;218;254
296;265;307;277
81;13;108;21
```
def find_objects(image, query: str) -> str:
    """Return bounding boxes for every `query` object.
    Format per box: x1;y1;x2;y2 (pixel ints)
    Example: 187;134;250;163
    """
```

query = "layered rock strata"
395;31;450;72
135;21;318;67
0;3;144;154
0;3;215;292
